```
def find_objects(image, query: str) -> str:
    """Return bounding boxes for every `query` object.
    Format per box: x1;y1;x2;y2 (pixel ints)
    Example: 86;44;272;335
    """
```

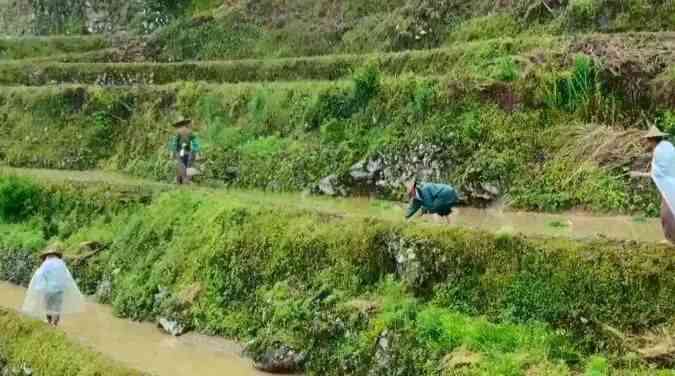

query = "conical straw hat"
643;126;668;139
39;244;64;260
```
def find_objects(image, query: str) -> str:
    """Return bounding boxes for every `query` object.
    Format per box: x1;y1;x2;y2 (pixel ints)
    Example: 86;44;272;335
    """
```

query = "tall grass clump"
0;176;41;223
543;54;619;124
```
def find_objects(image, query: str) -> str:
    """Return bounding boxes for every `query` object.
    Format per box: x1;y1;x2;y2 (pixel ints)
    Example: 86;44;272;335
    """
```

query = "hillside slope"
1;1;674;217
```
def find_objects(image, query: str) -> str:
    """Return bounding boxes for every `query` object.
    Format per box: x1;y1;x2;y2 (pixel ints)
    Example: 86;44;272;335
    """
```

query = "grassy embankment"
0;309;143;376
0;43;667;215
0;36;110;61
1;174;675;375
2;2;675;217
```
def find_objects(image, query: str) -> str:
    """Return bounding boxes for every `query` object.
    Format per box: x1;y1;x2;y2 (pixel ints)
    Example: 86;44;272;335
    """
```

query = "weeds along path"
0;166;664;243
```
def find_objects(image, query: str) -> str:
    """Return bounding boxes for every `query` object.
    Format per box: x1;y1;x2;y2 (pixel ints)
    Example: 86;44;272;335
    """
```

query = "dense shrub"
0;176;41;223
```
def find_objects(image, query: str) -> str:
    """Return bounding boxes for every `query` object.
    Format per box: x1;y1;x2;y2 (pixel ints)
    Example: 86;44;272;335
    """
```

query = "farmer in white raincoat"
632;126;675;244
23;244;84;326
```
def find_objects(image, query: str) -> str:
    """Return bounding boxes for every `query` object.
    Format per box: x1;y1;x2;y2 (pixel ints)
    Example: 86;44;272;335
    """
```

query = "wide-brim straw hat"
172;118;192;128
39;245;64;260
643;126;668;140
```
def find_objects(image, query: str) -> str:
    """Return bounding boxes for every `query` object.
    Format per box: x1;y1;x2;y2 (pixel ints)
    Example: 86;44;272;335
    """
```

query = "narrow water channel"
0;282;266;376
448;206;665;242
2;167;667;243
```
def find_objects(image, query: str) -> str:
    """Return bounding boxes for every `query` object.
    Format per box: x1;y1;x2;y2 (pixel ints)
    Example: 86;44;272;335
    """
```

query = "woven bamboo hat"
643;126;668;140
39;244;64;260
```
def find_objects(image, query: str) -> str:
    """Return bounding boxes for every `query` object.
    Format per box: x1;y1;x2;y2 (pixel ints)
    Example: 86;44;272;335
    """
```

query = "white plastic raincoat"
22;257;85;318
652;141;675;214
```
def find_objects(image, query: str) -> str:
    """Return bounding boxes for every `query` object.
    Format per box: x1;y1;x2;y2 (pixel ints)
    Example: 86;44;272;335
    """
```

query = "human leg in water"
46;314;60;327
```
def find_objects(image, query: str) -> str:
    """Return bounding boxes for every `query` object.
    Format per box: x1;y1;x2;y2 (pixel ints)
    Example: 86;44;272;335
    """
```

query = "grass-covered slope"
140;0;675;62
0;56;665;214
0;309;144;376
0;35;562;85
0;175;674;375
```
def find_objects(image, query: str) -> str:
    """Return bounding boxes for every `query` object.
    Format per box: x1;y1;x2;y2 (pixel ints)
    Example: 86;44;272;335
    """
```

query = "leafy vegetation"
0;177;674;375
1;1;675;374
0;309;143;375
0;58;661;215
0;36;109;61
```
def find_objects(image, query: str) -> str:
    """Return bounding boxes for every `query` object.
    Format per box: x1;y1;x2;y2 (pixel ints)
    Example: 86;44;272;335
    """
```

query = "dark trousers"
662;197;675;244
176;153;193;184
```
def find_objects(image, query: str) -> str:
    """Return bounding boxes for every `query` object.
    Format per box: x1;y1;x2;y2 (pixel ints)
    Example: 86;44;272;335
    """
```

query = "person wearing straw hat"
23;244;84;326
404;179;459;224
169;118;201;185
632;126;675;244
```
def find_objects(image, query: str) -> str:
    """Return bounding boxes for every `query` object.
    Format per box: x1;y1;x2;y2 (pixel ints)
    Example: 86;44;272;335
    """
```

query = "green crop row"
0;36;110;61
0;36;560;85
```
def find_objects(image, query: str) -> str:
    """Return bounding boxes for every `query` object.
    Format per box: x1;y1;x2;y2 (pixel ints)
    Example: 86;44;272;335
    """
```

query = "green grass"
0;35;561;85
0;55;661;216
142;0;675;62
0;309;143;376
0;36;110;61
1;176;674;374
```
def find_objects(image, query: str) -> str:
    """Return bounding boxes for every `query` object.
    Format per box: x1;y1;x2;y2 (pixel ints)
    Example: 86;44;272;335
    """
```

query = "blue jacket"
405;183;458;219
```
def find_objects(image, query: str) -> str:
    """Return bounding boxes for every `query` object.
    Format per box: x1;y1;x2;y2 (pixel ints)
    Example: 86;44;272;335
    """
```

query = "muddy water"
449;206;665;242
0;167;667;242
298;194;666;243
0;282;265;376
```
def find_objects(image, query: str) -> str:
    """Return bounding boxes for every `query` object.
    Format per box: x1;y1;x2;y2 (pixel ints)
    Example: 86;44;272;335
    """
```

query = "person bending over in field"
404;179;459;224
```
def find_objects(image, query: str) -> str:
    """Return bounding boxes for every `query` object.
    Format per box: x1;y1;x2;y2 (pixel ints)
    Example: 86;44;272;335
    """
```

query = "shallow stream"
0;282;265;376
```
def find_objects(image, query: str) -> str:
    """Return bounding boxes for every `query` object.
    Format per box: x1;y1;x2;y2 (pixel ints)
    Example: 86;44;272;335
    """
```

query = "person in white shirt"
632;126;675;244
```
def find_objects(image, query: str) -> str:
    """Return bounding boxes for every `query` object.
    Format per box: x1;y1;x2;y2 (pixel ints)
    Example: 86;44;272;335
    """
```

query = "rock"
374;144;448;197
350;157;385;183
349;160;372;181
463;181;501;203
245;343;306;374
481;182;500;197
388;238;422;287
2;363;33;376
369;330;395;376
95;280;112;303
158;318;186;337
0;249;38;287
367;158;383;174
154;287;170;307
318;174;346;196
